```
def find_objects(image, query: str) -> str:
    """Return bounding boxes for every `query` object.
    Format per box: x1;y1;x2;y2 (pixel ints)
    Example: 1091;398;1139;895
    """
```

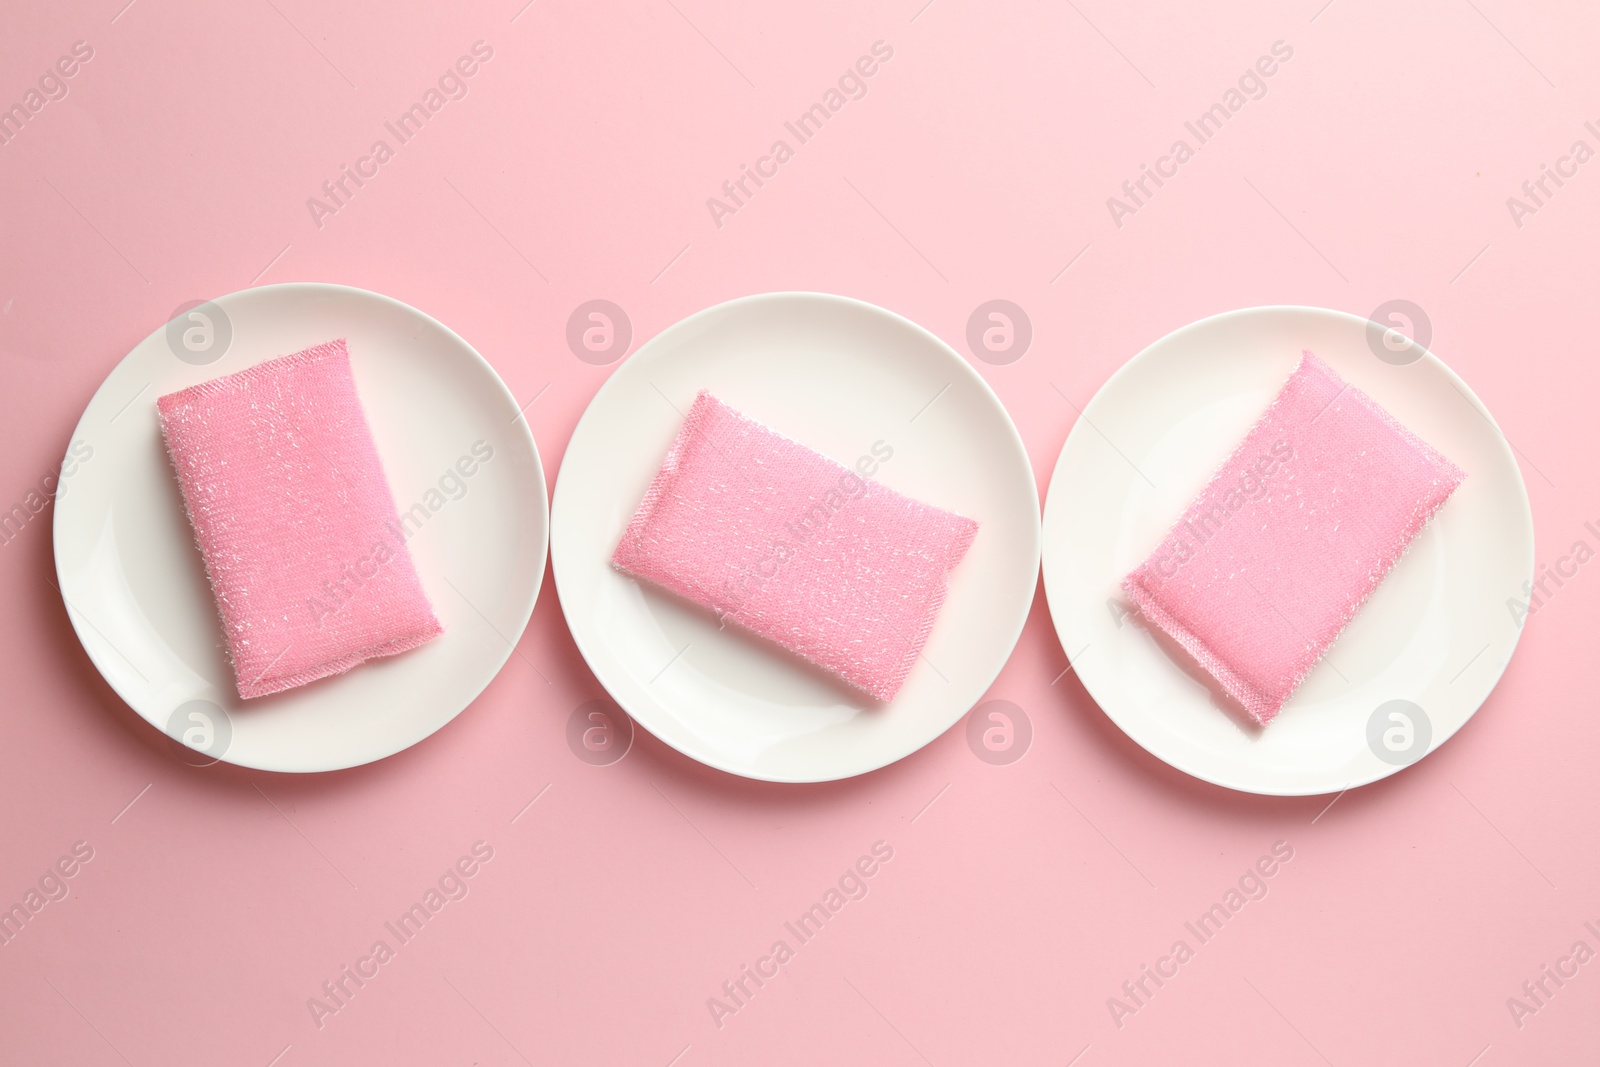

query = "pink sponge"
611;391;978;701
1122;352;1464;725
157;339;442;699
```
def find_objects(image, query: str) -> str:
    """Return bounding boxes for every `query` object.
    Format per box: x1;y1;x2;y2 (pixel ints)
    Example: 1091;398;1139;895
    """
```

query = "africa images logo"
1105;40;1294;228
306;841;495;1029
305;42;495;229
706;841;894;1029
704;41;894;229
716;440;894;617
0;40;94;148
1143;441;1294;579
1107;841;1295;1029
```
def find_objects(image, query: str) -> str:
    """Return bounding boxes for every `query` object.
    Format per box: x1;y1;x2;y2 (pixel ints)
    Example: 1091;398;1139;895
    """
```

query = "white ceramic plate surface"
551;292;1041;782
1041;306;1533;795
54;282;548;772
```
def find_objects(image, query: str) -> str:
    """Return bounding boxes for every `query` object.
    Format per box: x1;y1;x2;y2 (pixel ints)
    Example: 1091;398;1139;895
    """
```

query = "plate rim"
52;280;550;773
1040;303;1535;796
550;289;1042;783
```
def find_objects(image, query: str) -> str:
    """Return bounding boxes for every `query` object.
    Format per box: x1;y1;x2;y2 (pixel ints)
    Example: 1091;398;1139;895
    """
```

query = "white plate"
53;283;548;773
551;293;1040;782
1042;306;1534;795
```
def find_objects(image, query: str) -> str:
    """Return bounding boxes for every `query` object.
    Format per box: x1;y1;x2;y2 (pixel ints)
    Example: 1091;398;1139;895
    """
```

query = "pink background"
3;0;1597;1063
